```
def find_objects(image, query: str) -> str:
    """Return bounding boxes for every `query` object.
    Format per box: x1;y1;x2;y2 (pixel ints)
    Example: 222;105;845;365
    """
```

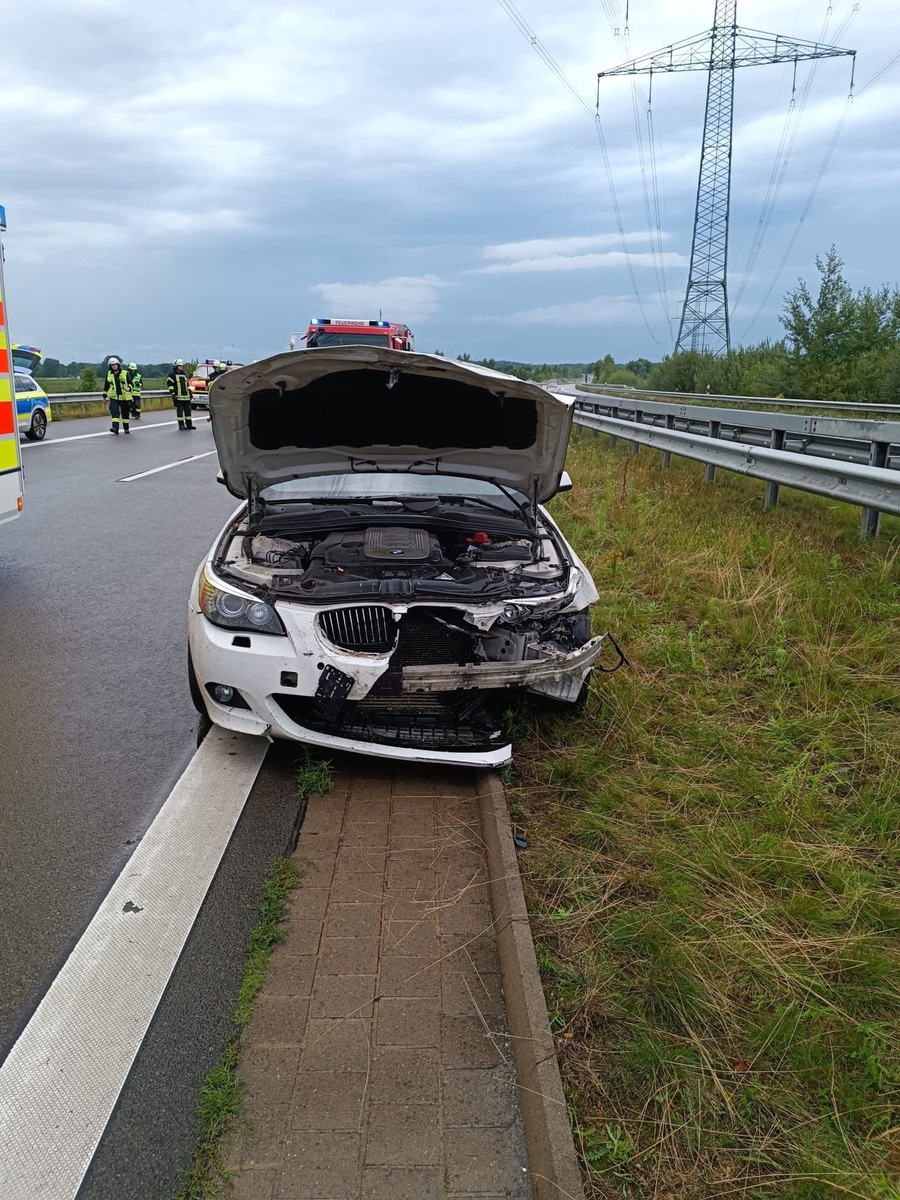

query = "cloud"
481;296;658;326
468;232;687;274
311;276;448;322
471;250;688;275
0;0;896;366
482;232;661;261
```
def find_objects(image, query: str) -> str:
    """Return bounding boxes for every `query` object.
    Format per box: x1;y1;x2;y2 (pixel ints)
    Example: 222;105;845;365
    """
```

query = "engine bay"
217;517;570;599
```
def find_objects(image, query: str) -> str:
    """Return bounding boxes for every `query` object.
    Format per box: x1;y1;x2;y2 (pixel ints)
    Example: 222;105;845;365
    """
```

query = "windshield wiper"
432;493;523;520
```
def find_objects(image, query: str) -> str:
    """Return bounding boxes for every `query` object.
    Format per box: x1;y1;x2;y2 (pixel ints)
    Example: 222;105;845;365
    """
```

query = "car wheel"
25;410;47;441
188;650;208;715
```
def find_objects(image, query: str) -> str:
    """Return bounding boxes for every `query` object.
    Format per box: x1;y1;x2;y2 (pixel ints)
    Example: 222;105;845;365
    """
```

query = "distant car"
187;347;604;767
189;360;244;407
14;372;51;441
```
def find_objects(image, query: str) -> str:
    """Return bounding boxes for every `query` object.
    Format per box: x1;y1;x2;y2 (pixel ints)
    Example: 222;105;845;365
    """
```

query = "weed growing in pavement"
510;432;900;1199
294;749;333;798
175;858;302;1200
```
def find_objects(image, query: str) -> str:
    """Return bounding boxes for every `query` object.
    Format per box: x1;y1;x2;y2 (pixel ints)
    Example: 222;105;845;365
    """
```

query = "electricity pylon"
597;1;855;356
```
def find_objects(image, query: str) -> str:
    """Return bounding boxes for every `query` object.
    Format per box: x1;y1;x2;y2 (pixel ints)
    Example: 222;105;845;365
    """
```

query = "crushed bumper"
402;635;604;695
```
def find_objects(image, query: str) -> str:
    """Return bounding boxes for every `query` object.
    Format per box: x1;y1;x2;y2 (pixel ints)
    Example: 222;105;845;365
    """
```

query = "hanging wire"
615;3;675;336
854;49;900;94
597;0;673;334
734;1;865;316
641;65;674;333
494;0;664;345
495;0;595;116
739;45;894;340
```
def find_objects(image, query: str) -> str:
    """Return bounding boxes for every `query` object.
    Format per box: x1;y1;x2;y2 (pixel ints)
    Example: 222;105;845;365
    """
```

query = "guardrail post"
764;429;785;508
609;407;618;448
705;421;720;482
631;411;641;456
861;441;889;538
661;414;674;467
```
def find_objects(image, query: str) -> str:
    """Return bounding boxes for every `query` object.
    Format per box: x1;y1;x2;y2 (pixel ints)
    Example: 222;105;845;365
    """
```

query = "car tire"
24;410;47;441
188;650;208;715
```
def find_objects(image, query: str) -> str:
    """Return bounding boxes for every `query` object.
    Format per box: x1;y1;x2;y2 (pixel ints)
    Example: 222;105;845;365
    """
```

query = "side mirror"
557;471;573;493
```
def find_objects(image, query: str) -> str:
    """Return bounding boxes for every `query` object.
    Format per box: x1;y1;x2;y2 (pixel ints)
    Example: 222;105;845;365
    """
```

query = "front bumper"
188;602;601;767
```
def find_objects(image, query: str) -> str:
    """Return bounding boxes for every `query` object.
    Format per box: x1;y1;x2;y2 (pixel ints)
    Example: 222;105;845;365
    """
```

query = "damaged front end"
199;510;606;759
271;603;605;754
191;348;620;763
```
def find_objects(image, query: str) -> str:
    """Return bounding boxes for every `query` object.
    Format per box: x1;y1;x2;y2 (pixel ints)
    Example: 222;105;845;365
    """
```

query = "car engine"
219;522;565;597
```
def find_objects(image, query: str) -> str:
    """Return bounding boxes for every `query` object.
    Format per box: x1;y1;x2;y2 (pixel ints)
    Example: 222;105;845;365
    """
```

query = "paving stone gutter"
225;759;584;1200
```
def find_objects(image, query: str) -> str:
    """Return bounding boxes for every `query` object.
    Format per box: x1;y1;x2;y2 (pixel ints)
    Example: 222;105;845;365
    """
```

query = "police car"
12;345;51;441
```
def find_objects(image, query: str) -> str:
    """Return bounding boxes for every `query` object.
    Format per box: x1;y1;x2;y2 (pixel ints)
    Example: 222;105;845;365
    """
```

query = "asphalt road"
0;411;305;1196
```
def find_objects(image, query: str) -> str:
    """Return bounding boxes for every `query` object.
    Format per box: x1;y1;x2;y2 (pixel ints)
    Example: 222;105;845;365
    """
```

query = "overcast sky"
2;0;897;366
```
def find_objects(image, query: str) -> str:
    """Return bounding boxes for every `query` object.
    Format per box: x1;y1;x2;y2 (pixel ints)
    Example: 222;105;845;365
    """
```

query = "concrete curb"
476;771;586;1200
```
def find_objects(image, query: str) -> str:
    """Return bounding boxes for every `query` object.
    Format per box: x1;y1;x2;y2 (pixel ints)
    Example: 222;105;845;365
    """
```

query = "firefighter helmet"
128;362;137;370
175;358;184;366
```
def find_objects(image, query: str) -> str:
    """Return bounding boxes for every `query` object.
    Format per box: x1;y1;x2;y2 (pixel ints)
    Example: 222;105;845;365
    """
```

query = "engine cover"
364;527;433;560
312;528;447;572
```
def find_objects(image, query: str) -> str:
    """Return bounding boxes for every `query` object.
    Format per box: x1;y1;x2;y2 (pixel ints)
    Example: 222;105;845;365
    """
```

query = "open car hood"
208;347;574;504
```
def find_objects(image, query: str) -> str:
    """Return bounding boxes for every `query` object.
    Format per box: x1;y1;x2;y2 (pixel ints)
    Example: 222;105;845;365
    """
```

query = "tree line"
588;249;900;402
36;359;189;380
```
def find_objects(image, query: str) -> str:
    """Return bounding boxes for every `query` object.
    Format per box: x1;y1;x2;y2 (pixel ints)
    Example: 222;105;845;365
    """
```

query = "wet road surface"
0;412;306;1195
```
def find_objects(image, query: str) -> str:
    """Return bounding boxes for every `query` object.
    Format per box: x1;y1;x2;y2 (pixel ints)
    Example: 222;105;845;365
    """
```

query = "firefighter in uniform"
209;359;228;384
127;362;143;419
167;358;195;430
104;356;133;434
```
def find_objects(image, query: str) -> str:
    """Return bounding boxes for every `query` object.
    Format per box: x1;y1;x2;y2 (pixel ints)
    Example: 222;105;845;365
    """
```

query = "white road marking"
22;418;187;445
0;728;268;1200
117;449;218;482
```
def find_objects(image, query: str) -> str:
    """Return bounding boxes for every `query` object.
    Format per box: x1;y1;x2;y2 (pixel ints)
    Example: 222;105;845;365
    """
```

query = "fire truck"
0;203;24;527
304;317;415;351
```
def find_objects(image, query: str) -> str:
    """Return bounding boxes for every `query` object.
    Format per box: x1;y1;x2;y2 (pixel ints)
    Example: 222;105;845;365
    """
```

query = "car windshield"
193;365;214;379
261;473;524;505
307;332;391;348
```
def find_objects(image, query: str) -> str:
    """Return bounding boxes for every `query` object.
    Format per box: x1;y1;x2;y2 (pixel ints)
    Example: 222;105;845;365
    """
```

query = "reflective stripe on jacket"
166;368;190;400
103;368;132;401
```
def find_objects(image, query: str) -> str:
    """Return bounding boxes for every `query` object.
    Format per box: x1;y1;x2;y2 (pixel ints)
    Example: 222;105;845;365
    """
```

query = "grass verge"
174;858;301;1200
508;432;900;1199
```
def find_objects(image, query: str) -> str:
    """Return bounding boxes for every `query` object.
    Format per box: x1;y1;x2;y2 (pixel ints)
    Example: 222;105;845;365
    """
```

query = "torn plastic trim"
400;635;605;694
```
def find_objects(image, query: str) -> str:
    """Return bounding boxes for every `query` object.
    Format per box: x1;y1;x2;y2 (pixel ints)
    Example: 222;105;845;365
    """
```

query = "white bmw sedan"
188;347;604;767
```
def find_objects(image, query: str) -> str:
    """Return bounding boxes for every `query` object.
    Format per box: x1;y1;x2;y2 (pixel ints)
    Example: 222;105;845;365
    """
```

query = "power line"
494;0;663;344
597;1;855;355
740;47;898;339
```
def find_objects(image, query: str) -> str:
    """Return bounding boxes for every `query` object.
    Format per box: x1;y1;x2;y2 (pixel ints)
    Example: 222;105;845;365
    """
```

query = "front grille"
319;605;395;652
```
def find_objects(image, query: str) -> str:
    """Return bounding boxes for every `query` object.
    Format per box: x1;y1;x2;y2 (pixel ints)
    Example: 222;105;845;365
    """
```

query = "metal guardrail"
570;394;900;539
579;382;900;415
47;391;168;404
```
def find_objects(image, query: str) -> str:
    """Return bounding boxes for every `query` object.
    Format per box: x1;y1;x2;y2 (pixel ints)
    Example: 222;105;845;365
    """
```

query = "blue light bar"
0;204;6;231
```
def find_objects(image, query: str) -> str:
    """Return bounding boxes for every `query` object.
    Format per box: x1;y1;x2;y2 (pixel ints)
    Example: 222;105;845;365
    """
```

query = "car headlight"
198;573;285;635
